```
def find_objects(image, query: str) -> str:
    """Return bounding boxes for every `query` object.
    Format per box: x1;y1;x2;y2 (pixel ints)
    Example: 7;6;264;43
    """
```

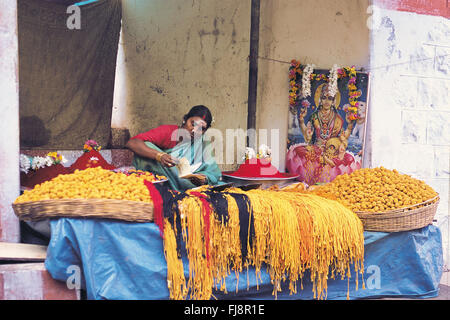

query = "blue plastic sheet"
45;218;443;300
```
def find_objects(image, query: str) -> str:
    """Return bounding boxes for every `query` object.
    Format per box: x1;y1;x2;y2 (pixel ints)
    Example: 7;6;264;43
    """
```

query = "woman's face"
184;116;208;138
320;93;335;111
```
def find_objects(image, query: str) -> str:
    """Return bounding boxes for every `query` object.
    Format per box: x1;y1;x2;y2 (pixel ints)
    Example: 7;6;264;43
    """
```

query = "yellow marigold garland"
163;186;365;300
163;218;187;300
179;195;214;300
215;193;244;293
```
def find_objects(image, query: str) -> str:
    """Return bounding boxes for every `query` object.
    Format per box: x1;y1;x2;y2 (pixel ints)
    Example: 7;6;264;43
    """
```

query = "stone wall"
112;0;251;171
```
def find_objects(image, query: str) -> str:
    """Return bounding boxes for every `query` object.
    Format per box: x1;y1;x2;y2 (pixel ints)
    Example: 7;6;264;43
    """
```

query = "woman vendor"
126;105;222;191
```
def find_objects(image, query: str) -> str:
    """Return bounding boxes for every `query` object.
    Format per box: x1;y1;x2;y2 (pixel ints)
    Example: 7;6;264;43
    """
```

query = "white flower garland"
328;64;340;97
45;157;54;167
29;156;58;171
243;144;272;161
258;144;272;159
19;154;31;174
301;64;315;98
31;156;49;171
20;152;67;174
243;147;257;161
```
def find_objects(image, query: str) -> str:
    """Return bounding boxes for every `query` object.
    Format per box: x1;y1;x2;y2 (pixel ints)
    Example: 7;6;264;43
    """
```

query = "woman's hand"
126;139;178;167
157;153;178;167
189;174;207;186
345;113;355;126
321;154;335;167
298;107;307;121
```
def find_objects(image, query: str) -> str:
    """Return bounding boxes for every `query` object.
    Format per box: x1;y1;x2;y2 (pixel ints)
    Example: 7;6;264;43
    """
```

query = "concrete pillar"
0;0;20;242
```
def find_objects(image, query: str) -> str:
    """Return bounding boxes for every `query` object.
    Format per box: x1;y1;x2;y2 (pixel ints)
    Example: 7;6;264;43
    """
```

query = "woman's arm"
298;108;308;137
126;139;178;167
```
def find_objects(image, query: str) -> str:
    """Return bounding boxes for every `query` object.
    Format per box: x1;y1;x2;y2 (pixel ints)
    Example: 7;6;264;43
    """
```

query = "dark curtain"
18;0;122;149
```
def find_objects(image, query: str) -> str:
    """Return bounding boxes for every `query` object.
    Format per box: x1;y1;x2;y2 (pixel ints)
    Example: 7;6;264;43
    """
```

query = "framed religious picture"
286;61;370;186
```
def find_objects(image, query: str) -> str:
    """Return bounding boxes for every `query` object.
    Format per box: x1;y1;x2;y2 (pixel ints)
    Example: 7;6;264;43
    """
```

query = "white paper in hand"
177;158;202;178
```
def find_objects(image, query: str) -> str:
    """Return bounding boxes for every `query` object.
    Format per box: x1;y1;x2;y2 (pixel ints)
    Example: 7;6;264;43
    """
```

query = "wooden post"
246;0;260;149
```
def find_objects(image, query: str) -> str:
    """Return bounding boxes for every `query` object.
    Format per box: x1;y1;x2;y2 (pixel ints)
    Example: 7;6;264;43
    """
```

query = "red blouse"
131;125;179;150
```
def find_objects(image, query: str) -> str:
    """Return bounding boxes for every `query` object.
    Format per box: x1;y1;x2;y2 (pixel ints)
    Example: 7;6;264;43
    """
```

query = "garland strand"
162;186;365;300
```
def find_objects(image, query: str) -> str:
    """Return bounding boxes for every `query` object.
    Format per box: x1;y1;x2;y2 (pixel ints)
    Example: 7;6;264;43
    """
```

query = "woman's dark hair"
183;105;213;129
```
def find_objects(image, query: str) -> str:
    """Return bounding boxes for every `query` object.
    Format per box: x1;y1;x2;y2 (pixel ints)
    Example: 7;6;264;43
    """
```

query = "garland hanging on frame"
289;60;362;121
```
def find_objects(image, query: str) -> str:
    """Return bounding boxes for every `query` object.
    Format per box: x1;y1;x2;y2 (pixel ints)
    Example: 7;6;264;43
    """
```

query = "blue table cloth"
44;218;443;300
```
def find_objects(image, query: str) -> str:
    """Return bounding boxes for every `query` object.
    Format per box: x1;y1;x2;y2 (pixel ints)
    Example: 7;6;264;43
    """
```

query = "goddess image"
286;83;361;185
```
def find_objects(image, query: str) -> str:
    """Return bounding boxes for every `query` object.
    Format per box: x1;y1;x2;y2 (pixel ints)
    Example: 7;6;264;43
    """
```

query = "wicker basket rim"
356;202;439;222
355;201;439;220
12;198;152;207
12;197;155;223
354;195;439;216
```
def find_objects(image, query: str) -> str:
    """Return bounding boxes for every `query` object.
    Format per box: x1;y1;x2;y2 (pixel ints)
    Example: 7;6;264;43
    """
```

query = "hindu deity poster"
286;62;369;185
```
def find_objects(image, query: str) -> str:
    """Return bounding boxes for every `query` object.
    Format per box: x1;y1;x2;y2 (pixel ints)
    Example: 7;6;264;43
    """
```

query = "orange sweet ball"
308;167;438;213
14;167;167;204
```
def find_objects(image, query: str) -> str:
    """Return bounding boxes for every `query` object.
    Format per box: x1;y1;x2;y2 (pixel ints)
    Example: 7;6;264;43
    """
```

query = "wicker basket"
355;195;439;232
12;198;154;223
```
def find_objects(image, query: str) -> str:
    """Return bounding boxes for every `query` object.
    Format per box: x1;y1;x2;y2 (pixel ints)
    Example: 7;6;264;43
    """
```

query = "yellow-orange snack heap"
308;167;438;213
14;167;165;204
126;169;167;182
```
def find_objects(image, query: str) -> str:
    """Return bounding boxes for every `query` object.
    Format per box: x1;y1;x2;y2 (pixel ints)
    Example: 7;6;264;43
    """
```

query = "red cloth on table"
20;164;69;189
143;180;164;237
69;150;116;173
